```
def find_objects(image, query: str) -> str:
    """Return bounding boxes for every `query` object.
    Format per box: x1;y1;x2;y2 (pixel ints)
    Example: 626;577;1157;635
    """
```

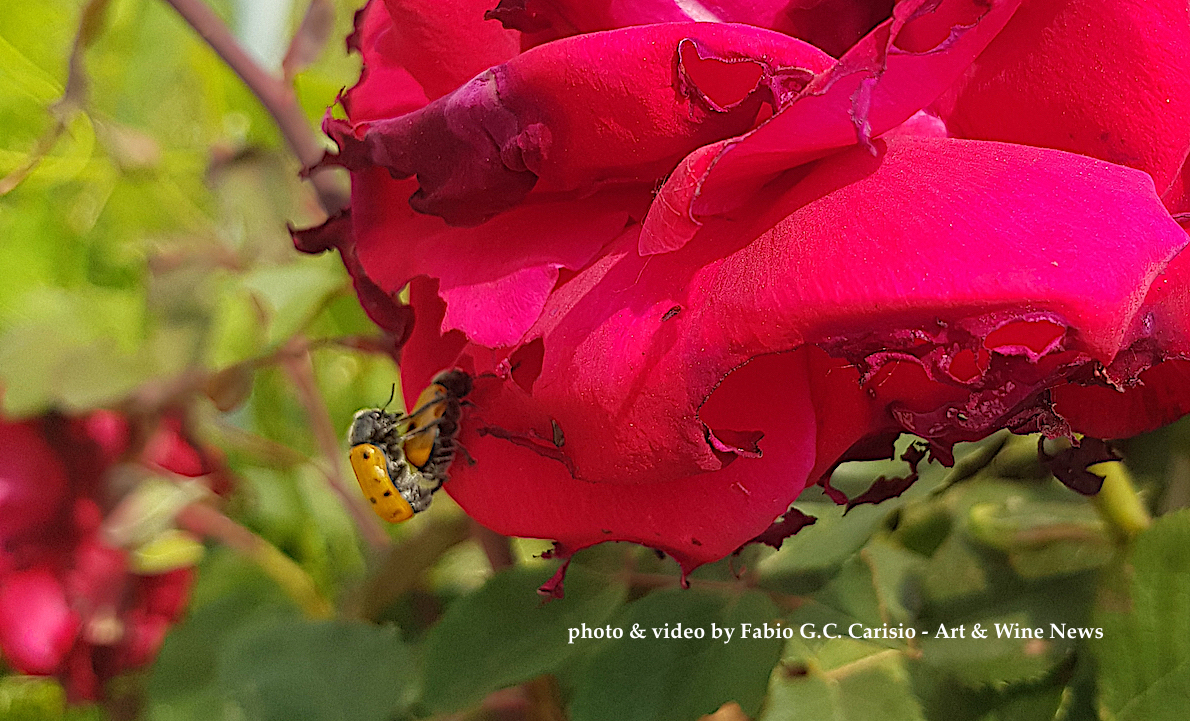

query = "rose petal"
342;0;430;121
486;0;895;56
1051;245;1190;439
449;349;818;572
933;0;1190;197
375;0;520;101
349;169;640;346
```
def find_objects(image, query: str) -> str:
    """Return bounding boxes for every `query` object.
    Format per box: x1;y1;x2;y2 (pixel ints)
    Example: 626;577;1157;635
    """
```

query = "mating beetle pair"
348;369;472;523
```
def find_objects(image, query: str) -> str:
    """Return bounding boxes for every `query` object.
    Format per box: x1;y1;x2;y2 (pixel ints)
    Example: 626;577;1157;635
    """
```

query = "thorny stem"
282;337;392;552
177;502;333;618
160;0;348;215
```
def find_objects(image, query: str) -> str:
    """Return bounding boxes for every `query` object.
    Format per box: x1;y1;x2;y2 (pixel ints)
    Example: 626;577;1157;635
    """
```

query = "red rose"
299;0;1190;576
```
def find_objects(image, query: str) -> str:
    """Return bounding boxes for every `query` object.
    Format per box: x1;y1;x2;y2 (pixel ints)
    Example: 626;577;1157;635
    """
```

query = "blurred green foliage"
4;1;1190;720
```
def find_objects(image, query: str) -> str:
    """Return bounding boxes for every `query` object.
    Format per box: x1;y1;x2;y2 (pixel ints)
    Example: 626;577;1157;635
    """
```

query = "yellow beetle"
348;442;415;522
347;369;472;523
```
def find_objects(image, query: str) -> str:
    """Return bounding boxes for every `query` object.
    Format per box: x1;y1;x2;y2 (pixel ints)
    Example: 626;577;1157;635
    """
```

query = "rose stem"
177;502;334;618
343;514;474;622
472;522;514;571
281;337;392;552
160;0;348;215
1090;460;1152;542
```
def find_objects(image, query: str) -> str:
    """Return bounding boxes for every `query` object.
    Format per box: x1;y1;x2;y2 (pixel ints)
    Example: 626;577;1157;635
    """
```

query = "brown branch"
160;0;348;215
177;502;333;618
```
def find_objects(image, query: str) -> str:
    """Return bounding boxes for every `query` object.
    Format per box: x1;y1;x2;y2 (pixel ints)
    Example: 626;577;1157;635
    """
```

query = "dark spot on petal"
662;305;682;322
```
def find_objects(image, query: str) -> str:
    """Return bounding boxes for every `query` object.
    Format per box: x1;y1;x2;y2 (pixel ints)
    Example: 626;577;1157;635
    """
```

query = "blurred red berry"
0;422;70;544
0;414;202;701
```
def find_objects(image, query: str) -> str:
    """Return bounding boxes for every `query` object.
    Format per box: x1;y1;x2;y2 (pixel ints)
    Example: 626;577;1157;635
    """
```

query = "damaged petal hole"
698;355;793;466
677;40;765;111
863;357;968;413
983;319;1067;360
947;347;988;383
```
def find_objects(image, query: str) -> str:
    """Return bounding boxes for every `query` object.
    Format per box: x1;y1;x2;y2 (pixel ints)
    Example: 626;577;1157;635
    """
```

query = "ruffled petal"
325;22;834;225
641;0;1025;253
431;135;1188;567
348;169;641;346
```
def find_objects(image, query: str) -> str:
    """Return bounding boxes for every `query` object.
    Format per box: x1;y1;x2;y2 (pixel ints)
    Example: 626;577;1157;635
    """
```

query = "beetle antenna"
380;383;396;412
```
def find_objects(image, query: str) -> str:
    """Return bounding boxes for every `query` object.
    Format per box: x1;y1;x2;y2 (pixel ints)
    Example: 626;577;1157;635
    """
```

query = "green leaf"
762;574;924;721
907;661;1068;721
421;565;627;713
216;618;416;721
914;540;1094;688
1093;510;1190;721
146;548;303;721
568;588;782;721
241;255;345;347
760;646;925;721
966;498;1112;579
0;676;104;721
